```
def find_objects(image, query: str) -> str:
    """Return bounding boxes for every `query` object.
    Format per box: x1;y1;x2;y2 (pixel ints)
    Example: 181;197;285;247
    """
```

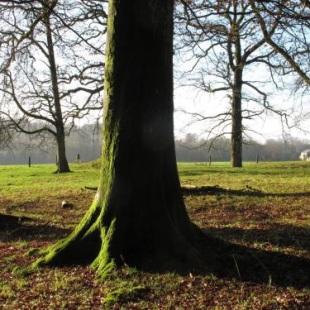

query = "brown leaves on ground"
1;186;310;309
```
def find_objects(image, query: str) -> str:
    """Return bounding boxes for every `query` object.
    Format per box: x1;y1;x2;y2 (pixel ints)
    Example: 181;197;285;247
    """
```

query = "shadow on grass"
182;185;310;197
0;213;71;242
204;223;310;252
181;187;310;288
197;229;310;289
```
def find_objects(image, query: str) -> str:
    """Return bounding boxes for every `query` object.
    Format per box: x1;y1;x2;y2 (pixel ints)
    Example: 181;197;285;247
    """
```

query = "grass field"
0;161;310;309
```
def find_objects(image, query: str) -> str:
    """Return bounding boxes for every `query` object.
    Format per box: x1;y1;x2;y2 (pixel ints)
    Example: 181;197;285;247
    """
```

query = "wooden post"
28;156;31;167
256;153;259;164
209;155;212;166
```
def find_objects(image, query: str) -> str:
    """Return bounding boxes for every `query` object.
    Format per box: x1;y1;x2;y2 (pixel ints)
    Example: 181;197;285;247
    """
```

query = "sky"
173;85;310;144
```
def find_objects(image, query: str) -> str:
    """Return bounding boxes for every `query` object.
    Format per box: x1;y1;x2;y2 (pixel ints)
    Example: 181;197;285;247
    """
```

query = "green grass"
0;163;100;202
178;161;310;193
1;161;310;309
1;161;309;202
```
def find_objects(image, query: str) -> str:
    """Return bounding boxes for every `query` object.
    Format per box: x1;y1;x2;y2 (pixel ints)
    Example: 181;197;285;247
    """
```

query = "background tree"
175;0;310;167
36;0;204;272
0;0;106;172
0;116;14;149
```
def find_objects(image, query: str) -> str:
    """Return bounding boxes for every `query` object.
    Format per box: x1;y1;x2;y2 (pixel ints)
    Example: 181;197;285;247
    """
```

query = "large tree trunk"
36;0;203;273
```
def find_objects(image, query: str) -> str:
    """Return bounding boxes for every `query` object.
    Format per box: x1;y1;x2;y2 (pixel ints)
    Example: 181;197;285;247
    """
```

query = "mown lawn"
0;161;309;309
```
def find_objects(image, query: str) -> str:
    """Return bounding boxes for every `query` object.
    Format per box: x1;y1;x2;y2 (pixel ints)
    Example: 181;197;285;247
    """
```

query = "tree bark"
55;130;70;173
36;0;203;273
231;69;243;168
230;19;243;168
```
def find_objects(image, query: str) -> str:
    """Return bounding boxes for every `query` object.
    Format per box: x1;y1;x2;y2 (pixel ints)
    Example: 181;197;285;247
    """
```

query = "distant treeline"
175;133;309;162
0;124;102;165
0;126;309;165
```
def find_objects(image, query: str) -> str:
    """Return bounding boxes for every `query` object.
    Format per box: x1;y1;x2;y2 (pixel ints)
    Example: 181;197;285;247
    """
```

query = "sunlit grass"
0;163;100;203
2;160;310;207
178;161;310;193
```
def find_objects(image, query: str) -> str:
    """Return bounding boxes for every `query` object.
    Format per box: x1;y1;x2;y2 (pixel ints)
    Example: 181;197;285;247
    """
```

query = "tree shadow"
204;223;310;252
0;213;71;242
182;185;310;197
181;187;310;288
197;229;310;289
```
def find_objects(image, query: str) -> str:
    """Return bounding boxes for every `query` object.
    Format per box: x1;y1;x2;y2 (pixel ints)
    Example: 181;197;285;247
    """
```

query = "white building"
300;149;310;161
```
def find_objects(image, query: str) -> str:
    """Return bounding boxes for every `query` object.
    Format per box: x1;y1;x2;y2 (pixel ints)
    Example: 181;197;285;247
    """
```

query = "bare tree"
175;0;310;167
0;0;106;172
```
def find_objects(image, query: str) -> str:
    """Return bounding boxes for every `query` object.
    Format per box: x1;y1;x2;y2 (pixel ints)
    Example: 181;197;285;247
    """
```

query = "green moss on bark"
91;220;117;278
